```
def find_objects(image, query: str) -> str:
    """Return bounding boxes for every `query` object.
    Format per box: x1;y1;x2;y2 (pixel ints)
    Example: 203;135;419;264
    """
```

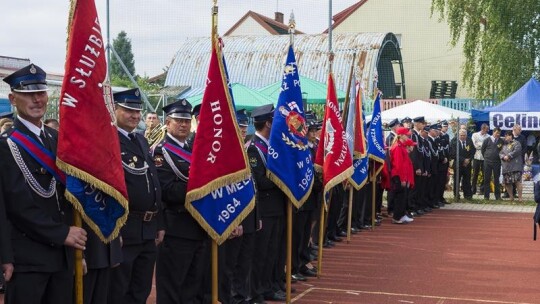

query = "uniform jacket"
118;131;163;245
0;120;73;272
409;129;424;171
247;134;286;217
153;135;206;240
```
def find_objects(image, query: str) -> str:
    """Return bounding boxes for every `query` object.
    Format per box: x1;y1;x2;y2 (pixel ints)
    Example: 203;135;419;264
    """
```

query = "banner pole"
347;187;353;243
74;211;83;304
212;241;218;304
286;201;293;303
371;163;376;228
317;199;325;277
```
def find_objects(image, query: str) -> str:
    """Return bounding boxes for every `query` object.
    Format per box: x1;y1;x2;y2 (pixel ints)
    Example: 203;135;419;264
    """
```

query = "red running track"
1;209;539;304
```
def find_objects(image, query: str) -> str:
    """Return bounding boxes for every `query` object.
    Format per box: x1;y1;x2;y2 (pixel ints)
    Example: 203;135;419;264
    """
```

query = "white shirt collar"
167;133;186;148
116;127;131;139
18;116;44;138
255;131;269;146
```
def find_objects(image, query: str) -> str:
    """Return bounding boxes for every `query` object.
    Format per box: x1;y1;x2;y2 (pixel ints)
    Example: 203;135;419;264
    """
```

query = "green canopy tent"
258;75;347;104
186;82;276;111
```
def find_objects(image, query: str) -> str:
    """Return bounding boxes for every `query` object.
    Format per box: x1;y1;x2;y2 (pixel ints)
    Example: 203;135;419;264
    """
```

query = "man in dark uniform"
420;126;434;212
438;121;451;204
0;178;13;294
248;104;287;303
218;109;259;304
153;99;208;304
426;124;442;209
450;129;476;199
187;104;201;146
0;64;87;304
409;117;426;216
108;88;164;304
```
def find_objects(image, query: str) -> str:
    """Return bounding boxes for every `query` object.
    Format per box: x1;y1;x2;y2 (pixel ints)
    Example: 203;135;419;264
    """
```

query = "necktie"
461;141;465;149
128;133;137;142
40;130;50;150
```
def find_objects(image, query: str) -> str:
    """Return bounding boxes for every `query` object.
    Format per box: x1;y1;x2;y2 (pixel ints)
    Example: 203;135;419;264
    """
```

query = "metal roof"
166;32;400;100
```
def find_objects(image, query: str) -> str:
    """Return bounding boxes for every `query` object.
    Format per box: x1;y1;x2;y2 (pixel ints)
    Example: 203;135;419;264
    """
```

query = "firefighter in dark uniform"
426;124;441;210
438;121;451;204
153;99;208;304
219;109;260;304
0;64;87;304
384;118;400;216
108;88;164;304
248;104;287;303
420;126;433;213
409;116;426;216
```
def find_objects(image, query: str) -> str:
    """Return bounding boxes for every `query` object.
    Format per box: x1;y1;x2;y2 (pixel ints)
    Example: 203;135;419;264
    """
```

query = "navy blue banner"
267;45;314;208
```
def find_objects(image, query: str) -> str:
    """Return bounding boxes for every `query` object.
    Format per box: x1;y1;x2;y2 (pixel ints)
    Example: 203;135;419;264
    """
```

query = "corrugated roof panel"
166;33;397;99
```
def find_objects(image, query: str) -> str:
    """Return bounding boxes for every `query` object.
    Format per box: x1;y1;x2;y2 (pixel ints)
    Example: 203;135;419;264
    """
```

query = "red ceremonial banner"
56;0;128;242
314;73;353;203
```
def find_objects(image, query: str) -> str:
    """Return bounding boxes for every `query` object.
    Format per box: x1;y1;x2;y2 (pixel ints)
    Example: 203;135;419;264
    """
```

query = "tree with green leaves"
110;30;136;80
431;0;540;100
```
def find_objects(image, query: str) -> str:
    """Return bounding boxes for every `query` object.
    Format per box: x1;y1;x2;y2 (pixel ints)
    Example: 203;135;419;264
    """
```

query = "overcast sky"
1;1;357;76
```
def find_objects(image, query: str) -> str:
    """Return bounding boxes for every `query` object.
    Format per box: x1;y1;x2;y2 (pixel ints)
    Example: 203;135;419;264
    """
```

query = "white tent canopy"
368;100;471;123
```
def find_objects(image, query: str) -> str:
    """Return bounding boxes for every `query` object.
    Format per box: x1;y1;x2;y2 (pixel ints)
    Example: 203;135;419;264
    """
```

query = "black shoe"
430;204;440;209
464;196;473;201
338;230;348;237
300;265;317;277
416;209;425;215
250;295;266;304
292;273;307;281
264;291;286;301
328;235;343;242
424;207;432;213
351;227;360;233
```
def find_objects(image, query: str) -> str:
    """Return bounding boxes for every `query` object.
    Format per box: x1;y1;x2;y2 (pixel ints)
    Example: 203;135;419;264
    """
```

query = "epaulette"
0;126;15;139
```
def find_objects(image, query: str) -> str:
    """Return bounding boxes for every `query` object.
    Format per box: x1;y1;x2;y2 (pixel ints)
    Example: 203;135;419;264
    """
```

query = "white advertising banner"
489;112;540;130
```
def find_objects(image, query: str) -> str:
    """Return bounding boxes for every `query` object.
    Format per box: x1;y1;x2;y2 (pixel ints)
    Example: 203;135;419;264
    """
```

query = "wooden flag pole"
211;2;219;303
317;199;325;277
371;162;376;228
346;187;354;242
212;241;218;304
286;201;293;303
74;211;83;304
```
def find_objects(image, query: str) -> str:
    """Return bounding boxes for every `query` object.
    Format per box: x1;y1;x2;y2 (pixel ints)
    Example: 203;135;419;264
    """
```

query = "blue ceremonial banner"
367;92;385;175
348;87;369;190
185;38;256;245
267;45;314;208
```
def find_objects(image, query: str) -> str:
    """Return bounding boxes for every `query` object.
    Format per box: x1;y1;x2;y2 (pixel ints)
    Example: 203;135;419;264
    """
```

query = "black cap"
192;104;201;118
0;111;14;120
3;64;48;92
413;116;425;123
429;124;440;131
422;125;430;132
307;120;318;131
400;116;412;123
114;88;143;111
440;120;449;127
236;109;249;127
388;118;399;128
162;99;192;119
251;104;274;123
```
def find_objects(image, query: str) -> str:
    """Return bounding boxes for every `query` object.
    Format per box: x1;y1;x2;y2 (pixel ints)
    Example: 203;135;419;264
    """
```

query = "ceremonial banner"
314;73;353;203
347;84;369;189
267;45;314;208
366;92;385;175
56;0;128;242
186;39;255;245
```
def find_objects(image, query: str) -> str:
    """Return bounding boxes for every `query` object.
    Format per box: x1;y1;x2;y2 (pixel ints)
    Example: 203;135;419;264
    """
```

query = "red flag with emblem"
314;73;354;203
56;0;128;242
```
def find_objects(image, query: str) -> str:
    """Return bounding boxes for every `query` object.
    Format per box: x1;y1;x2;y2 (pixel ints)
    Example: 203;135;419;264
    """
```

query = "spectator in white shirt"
471;124;490;194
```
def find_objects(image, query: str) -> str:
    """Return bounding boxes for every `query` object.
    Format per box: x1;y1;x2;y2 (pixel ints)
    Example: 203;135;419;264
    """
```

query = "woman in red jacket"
390;128;416;224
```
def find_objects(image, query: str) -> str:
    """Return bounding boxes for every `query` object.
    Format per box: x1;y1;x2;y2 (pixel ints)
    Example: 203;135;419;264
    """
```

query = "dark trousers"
251;216;283;298
226;233;256;304
438;164;449;203
472;159;484;193
387;190;395;213
327;187;344;238
156;236;207;304
6;270;73;304
454;164;473;198
108;240;156;304
392;185;409;221
428;173;439;206
292;210;311;274
84;268;112;304
483;161;501;199
409;174;423;211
